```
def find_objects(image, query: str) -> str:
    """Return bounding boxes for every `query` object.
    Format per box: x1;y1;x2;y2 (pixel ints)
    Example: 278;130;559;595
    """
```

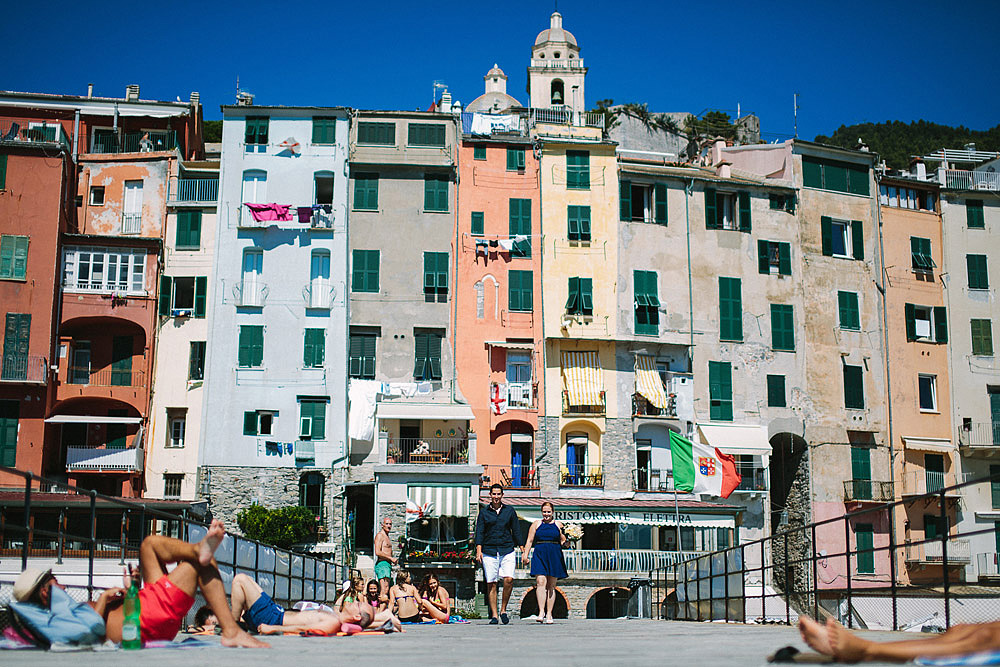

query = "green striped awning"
408;485;471;517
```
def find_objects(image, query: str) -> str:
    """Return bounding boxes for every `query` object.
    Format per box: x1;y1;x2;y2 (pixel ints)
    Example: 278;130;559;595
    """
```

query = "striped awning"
561;351;602;406
408;485;471;518
634;355;668;409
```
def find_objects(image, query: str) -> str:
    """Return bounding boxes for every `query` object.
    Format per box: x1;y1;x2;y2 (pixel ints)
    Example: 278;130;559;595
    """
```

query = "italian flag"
669;431;741;498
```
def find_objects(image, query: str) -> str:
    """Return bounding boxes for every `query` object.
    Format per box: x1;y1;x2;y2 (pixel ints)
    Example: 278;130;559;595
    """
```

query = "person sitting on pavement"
799;615;1000;663
417;573;450;623
188;605;218;633
387;571;423;623
10;567;109;645
366;579;386;613
335;576;364;613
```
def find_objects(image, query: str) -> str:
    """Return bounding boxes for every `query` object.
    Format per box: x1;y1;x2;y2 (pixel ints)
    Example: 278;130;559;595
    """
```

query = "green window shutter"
348;335;363;377
709;361;733;421
175;210;189;248
239;325;263;367
304;328;325;367
848;165;870;196
243;411;258;436
738;191;752;232
362;335;376;378
187;210;202;248
844;365;864;409
358;122;395;145
579;206;591;240
0;236;12;278
10;237;27;280
766;374;786;408
972;319;994;356
825;162;848;193
705;188;718;229
509;199;531;257
301;401;327;440
719;277;742;341
802;157;822;189
517;148;526;170
428;333;442;379
904;303;916;341
0;154;7;189
471;212;484;236
634;270;659;335
821;216;833;256
934;306;948;343
414;333;429;378
580;278;593;314
851;445;872;481
408;123;445;147
158;275;172;316
619;179;632;221
568;205;580;240
473;145;486;160
778;243;792;275
967;254;989;289
566;150;589;189
838;291;860;331
856;523;874;573
771;304;794;351
757;240;770;274
424;175;449;211
851;220;864;260
423;252;448;301
506;147;522;171
354;173;379;210
654;183;668;224
967;199;985;228
509;270;533;312
566;277;580;313
352;249;379;293
194;276;207;318
312;117;336;144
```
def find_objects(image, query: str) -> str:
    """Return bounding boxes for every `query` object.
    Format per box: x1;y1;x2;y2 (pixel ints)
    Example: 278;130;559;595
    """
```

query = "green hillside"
814;120;1000;169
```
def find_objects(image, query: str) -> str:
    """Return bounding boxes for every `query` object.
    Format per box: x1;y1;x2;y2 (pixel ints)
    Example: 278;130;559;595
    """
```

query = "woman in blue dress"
522;501;568;624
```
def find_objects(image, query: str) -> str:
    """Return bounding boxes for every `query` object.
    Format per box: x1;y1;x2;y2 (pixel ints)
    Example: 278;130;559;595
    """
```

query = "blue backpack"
9;587;105;646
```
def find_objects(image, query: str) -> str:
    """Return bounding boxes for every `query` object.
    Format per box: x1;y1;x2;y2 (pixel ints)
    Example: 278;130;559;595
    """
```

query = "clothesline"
243;202;333;223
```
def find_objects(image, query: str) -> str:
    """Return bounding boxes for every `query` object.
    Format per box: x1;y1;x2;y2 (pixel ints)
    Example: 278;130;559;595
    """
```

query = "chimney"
912;158;927;181
439;89;452;114
712;137;727;166
87;83;94;98
716;161;732;179
126;84;140;101
189;91;200;106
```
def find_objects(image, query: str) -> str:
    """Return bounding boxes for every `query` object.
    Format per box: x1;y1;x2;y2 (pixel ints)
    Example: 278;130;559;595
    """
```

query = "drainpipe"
536;139;547;463
451;115;460;407
72;109;80;161
684;179;695;370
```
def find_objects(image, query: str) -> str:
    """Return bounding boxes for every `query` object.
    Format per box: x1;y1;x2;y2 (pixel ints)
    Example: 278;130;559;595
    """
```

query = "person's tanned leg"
534;576;546;620
801;617;1000;663
486;581;498;619
544;576;557;620
230;573;264;622
500;577;513;614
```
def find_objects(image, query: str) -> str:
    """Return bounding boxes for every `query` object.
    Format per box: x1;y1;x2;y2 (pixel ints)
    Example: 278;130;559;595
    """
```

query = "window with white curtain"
241;170;267;203
62;246;147;293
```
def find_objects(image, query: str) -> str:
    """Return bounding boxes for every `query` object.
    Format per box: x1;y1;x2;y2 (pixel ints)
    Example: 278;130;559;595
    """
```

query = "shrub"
236;505;318;549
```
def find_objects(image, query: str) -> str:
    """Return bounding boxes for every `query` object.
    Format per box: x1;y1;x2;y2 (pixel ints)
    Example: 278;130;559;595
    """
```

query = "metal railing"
66;367;146;388
559;464;603;487
842;479;894;502
959;422;1000;449
632;392;678;419
528;107;605;129
234;281;268;307
481;464;538;489
651;472;1000;630
66;445;144;472
121;212;142;234
491;381;534;409
0;355;47;383
89;130;178;155
563;549;694;573
632;468;673;492
734;468;769;492
943;169;1000;191
390;437;468;464
562;389;606;416
977;552;1000;579
0;120;71;151
901;470;955;495
303;283;334;309
169;178;218;202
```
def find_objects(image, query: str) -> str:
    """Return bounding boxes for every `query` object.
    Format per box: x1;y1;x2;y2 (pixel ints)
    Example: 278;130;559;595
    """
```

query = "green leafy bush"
236;505;318;549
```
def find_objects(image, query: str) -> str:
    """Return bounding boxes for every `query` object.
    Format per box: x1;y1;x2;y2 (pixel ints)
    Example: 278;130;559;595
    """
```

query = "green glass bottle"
121;580;141;649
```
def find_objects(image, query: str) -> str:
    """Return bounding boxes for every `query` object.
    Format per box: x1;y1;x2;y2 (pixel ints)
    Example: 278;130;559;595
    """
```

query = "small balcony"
734;467;769;493
0;355;47;384
388;437;469;465
977;552;1000;581
67;367;146;388
481;464;538;490
958;422;1000;457
168;178;218;203
89;130;178;155
66;445;144;473
632;468;673;492
942;169;1000;192
901;470;959;497
562;390;605;416
491;381;535;411
234;282;268;307
121;212;142;235
235;204;333;229
303;283;334;309
529;58;585;69
905;538;971;565
632;393;678;419
0;120;71;151
528;108;605;130
843;480;894;503
560;464;603;487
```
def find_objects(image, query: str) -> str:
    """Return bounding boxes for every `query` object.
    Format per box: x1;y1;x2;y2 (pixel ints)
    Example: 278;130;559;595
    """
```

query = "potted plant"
387;446;399;464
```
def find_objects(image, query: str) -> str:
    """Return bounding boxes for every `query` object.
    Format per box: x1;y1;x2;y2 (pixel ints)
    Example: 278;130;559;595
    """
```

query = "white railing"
529;108;605;130
234;282;267;307
977;552;1000;578
905;538;971;564
517;549;701;574
491;381;533;409
530;58;584;68
943;169;1000;191
303;283;334;309
121;212;142;235
66;446;144;472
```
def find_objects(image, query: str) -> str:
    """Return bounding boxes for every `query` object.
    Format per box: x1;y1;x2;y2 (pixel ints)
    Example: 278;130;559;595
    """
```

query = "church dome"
534;12;577;46
485;63;507;80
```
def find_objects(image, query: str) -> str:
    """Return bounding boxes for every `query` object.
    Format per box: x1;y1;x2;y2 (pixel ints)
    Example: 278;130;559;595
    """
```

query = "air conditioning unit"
171;308;192;318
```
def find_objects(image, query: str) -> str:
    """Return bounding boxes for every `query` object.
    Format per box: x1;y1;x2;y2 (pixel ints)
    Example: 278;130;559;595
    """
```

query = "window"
238;325;264;368
413;330;443;381
838;291;861;331
163;474;183;499
314;171;334;206
821;217;863;259
972;319;994;356
802;156;869;196
241;169;267;205
878;184;935;211
61;246;146;293
507;351;532;384
905;304;947;343
634;270;660;335
507;147;526;171
967;254;989;290
757;240;791;275
188;341;206;381
855;523;874;574
298;399;327;440
167;409;186;448
910;237;935;272
352;249;379;293
851;444;872;483
243;410;276;436
568;205;591;242
90;186;105;205
423;251;448;303
303;328;325;368
918;374;937;411
309;250;331;308
240;249;263;307
244;116;269;152
705;189;751;232
349;331;376;379
718;277;742;342
299;472;325;514
158;276;207;317
967;199;985;229
708;361;733;421
175;210;202;249
2;314;30;381
424;174;449;212
508;198;531;257
566;150;590;189
991;464;1000;509
311;117;337;144
353;173;379;210
0;235;29;280
473;145;486;160
770;304;795;351
0;154;6;190
620;180;668;224
769;193;796;213
565;277;593;316
508;270;533;312
767;374;786;408
471;212;484;236
408;123;445;147
70;341;90;385
925;453;945;494
357;121;395;146
843;364;864;409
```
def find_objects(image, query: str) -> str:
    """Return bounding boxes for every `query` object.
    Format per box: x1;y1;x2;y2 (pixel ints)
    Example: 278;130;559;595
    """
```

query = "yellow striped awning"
561;351;602;406
408;486;471;517
634;355;669;409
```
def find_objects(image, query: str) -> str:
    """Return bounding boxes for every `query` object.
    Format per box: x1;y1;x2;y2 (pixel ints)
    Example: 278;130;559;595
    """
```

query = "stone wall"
538;416;562;495
510;574;637;618
603;417;633;493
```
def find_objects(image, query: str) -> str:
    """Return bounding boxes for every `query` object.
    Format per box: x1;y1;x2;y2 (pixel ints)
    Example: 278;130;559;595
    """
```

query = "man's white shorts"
482;551;516;582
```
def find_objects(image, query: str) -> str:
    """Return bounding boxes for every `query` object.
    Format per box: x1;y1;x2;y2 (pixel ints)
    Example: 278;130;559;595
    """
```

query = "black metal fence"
0;466;347;607
651;472;1000;630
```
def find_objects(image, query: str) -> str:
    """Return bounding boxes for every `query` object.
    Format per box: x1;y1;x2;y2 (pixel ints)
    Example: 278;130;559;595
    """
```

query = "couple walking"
475;484;568;624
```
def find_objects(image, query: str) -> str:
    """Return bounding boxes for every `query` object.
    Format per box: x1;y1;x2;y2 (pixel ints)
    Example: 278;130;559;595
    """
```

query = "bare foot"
220;629;270;648
827;617;869;663
256;624;283;635
799;616;834;656
198;519;226;566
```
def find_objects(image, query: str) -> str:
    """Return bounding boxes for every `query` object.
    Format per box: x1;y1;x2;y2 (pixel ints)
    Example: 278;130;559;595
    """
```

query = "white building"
200;106;351;537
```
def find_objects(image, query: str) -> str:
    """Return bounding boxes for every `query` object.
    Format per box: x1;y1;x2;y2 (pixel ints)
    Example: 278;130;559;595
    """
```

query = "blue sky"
3;0;997;139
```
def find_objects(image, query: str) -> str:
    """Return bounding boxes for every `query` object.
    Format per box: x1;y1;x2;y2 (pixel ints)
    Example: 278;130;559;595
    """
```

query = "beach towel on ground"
916;652;1000;666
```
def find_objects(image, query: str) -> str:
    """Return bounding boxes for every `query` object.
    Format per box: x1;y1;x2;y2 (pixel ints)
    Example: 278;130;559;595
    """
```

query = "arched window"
314;171;334;206
242;170;267;204
550;80;565;106
299;472;325;516
309;250;331;308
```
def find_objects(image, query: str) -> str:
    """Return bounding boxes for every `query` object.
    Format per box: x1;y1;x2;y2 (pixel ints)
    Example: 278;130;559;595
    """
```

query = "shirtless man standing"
374;517;397;601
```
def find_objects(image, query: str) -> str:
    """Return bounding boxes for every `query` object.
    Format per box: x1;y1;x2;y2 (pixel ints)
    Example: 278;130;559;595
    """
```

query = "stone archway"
585;586;630;618
519;586;569;619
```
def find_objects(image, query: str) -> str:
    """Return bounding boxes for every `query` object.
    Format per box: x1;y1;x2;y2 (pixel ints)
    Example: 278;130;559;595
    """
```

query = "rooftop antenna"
793;92;800;139
432;80;447;109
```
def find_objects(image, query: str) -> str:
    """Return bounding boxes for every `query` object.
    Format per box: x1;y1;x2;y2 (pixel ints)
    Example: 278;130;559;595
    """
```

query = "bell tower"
527;12;587;112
